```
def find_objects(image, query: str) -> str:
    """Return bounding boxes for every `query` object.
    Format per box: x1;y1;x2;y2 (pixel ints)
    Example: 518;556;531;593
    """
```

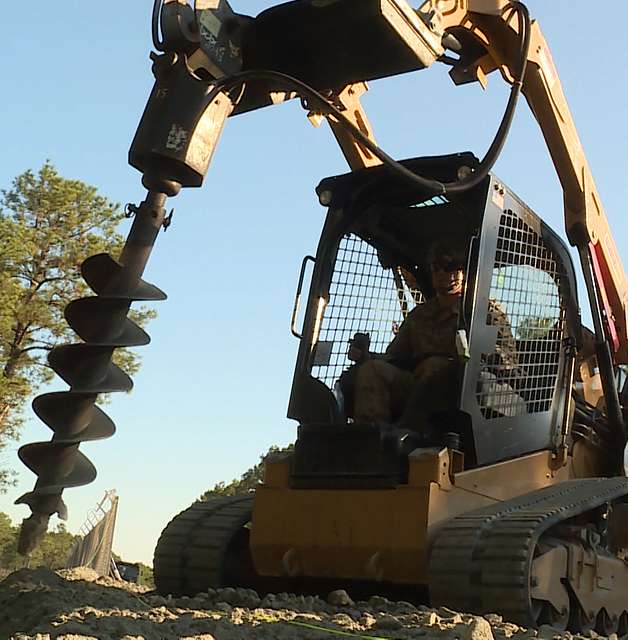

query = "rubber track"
154;495;253;596
429;478;628;627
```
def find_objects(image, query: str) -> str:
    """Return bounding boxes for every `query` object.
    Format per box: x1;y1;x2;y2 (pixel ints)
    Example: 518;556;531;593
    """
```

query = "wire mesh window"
311;234;422;389
477;209;565;418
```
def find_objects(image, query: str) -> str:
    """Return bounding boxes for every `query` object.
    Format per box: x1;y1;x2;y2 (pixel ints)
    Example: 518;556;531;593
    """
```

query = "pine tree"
199;444;294;499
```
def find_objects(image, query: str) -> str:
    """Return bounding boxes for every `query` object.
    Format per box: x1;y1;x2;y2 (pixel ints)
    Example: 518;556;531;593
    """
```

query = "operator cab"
288;154;580;487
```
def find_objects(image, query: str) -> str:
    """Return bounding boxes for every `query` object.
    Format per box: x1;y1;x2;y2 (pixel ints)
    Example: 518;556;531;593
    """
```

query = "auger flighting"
15;191;169;553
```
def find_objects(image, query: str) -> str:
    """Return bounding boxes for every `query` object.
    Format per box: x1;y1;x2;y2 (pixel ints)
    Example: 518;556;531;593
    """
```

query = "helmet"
426;238;467;269
348;332;371;351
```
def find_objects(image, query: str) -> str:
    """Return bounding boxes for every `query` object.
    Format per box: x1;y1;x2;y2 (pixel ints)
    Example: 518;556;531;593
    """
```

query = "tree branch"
18;345;53;354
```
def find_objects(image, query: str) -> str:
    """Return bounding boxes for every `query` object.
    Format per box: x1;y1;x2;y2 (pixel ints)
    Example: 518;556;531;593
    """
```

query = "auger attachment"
16;191;169;554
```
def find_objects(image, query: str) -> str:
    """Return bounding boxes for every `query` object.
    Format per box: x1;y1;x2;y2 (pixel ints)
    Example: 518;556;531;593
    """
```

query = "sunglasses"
430;260;464;273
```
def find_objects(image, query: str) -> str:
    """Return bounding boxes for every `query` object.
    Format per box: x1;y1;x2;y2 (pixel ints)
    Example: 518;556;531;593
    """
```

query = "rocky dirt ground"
0;567;620;640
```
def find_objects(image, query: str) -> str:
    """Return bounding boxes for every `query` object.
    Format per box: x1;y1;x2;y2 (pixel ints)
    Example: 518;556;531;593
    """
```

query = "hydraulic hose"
152;0;166;51
201;2;531;197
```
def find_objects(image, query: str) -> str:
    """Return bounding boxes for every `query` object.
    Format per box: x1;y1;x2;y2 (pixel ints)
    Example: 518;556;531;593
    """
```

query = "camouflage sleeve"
385;314;414;359
487;300;519;372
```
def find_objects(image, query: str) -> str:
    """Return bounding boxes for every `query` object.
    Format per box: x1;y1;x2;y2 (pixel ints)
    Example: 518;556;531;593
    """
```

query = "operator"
353;240;518;437
336;332;371;419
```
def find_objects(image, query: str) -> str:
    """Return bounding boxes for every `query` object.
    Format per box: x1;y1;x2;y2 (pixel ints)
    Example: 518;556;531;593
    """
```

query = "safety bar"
291;255;316;339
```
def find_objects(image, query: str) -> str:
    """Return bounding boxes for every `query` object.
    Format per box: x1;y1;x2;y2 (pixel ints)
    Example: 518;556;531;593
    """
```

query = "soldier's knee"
416;356;454;378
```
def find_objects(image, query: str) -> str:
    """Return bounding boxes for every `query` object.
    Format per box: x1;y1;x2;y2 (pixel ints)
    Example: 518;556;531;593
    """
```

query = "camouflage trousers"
353;356;459;433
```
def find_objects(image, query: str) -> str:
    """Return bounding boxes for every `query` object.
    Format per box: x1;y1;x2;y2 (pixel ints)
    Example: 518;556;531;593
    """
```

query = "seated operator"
336;332;371;419
353;239;518;437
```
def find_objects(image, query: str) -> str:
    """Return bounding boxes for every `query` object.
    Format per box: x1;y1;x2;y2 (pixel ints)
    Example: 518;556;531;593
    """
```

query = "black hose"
446;2;531;193
198;2;531;197
152;0;166;52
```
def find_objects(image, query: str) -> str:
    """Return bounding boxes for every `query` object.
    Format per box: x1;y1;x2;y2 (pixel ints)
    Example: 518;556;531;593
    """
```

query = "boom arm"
421;0;628;456
427;1;628;363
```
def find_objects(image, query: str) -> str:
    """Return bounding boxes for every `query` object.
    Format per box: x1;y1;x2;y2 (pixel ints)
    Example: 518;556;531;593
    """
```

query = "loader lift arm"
421;1;628;447
326;0;628;371
16;0;627;553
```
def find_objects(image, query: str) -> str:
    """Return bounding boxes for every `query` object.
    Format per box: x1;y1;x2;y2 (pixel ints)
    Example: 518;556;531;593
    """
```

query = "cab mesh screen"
311;234;421;389
477;209;565;418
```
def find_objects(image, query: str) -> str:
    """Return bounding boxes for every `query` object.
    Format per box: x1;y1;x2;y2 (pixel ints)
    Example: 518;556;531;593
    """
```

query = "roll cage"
289;153;580;467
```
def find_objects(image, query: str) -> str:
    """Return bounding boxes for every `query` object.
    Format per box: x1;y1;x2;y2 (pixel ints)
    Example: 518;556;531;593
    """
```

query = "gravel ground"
0;568;620;640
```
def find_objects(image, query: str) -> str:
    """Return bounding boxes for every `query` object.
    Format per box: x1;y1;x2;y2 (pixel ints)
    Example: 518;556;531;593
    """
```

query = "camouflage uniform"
485;299;519;373
353;296;518;432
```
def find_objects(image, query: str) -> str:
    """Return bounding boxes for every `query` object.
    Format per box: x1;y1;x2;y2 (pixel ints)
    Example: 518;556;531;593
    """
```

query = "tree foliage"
138;562;155;588
199;444;294;500
112;551;154;587
0;162;156;492
0;511;78;574
516;316;557;340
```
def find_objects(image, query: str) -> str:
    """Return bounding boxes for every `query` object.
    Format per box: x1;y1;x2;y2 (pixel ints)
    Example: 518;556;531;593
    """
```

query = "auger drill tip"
17;513;51;556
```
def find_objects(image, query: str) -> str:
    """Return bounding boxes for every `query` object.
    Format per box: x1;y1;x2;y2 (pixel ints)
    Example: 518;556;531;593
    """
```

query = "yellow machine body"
251;448;570;584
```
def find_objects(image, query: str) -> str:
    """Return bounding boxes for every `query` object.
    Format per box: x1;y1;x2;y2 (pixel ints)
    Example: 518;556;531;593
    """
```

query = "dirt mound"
0;568;604;640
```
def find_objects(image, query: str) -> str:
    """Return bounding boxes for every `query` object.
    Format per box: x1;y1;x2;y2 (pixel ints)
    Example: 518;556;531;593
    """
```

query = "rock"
498;622;524;638
461;617;495;640
147;595;168;607
188;595;209;609
439;606;461;618
538;625;564;639
360;612;377;627
216;587;237;603
423;612;441;626
214;602;233;613
394;600;419;614
374;614;404;630
332;613;355;627
225;588;260;608
368;595;391;611
328;589;354;607
441;613;464;625
261;593;280;608
513;630;538;639
346;609;363;621
485;614;504;625
57;567;101;583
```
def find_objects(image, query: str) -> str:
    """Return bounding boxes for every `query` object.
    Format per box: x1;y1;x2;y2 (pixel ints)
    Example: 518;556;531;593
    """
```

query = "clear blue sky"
1;2;627;565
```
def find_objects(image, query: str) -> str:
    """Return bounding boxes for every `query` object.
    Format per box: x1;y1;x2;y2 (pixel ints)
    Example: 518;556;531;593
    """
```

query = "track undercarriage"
430;478;628;632
154;478;628;634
